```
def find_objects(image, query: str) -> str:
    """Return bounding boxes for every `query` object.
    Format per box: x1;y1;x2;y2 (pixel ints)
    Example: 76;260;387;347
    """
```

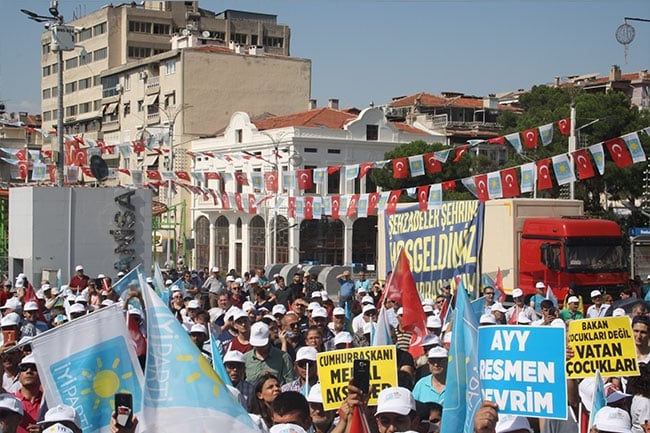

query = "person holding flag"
506;288;537;324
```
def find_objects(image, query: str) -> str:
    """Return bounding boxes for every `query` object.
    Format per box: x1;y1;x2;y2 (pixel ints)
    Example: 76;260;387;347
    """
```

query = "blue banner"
384;201;484;299
478;325;567;419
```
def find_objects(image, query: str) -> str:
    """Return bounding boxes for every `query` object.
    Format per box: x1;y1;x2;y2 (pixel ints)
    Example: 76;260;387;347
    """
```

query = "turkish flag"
359;162;374;178
234;172;249;186
18;161;28;180
346;194;359;218
557;118;571;135
605;137;633;168
74;147;87;166
146;170;161;181
48;164;56;183
474;174;489;202
417;185;429;211
488;136;506;145
349;406;372;433
573;149;596;179
367;192;379;215
304;197;313;220
453;145;469;162
65;141;77;166
73;135;85;146
234;193;244;211
175;171;191;182
220;192;231;210
392;157;408;179
385;248;427;358
81;166;94;178
128;313;147;357
118;168;131;175
424;153;442;173
442;180;456;191
209;189;219;206
205;172;221;181
327;166;341;175
331;195;340;219
15;149;27;161
132;139;145;154
288;197;296;218
537;158;553;190
500;167;520;198
495;267;506;303
248;194;257;214
296;169;313;190
522;128;539;149
264;171;278;192
386;190;401;215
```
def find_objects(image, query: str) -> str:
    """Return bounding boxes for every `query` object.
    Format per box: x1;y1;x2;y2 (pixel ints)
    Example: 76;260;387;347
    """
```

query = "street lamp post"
259;131;288;265
21;1;76;187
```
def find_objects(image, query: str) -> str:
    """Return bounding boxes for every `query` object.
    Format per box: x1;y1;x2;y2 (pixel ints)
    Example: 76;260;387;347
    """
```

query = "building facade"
190;106;445;273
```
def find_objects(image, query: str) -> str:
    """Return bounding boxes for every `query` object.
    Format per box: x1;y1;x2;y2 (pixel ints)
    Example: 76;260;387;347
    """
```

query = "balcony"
146;76;160;90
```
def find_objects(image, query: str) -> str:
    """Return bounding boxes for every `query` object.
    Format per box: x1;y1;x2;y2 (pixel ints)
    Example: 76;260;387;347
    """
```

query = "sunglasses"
20;364;37;373
484;292;494;296
225;363;243;369
297;360;316;369
287;322;299;328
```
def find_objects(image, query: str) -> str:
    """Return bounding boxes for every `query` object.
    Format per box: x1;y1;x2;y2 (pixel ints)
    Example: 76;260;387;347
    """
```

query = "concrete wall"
9;187;152;284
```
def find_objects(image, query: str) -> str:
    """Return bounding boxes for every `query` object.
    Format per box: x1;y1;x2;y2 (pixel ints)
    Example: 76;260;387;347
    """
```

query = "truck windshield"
565;241;626;272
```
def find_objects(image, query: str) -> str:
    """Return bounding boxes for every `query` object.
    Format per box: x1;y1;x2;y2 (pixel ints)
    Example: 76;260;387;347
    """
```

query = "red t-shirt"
14;388;42;433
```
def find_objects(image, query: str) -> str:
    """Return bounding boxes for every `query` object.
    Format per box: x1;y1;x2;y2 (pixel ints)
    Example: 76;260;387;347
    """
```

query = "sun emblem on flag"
82;356;134;410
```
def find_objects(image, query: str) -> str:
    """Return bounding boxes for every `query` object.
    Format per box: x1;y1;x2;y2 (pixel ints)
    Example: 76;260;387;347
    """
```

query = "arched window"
271;215;289;264
215;216;229;270
249;216;266;269
195;216;210;270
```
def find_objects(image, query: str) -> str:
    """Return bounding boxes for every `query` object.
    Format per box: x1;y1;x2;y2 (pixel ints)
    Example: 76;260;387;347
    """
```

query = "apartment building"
40;1;292;137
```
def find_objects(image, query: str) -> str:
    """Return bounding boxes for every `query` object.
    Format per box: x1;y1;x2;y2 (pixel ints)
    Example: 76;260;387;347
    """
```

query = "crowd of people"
0;263;648;433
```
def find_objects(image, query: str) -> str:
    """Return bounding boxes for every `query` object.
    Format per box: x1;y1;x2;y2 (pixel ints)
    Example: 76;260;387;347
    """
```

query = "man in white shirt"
585;290;609;318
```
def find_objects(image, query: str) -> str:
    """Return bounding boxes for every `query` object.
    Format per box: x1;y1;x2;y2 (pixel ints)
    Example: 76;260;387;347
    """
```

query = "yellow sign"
566;316;639;379
317;346;398;411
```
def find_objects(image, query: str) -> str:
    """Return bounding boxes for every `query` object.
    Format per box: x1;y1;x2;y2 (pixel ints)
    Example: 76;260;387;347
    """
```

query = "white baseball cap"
423;305;434;313
307;383;323;404
375;387;416;416
422;333;441;347
334;331;353;346
187;300;201;309
248;276;259;285
426;316;442;329
0;312;20;327
231;308;249;322
590;290;602;298
75;265;83;271
535;282;545;289
612;308;627;317
422;298;434;307
361;295;374;305
272;304;287;316
311;291;322;299
512;288;523;298
70;303;86;314
427;346;448;359
226;275;235;282
190;324;208;336
495;414;532;433
479;313;497;325
295;346;318;362
211;266;219;273
171;285;182;293
593;407;631;433
97;274;105;279
250;322;269;346
357;286;368;293
362;304;377;315
146;277;153;283
0;393;23;416
307;302;320;311
165;279;173;285
242;301;256;312
567;296;579;304
490;302;507;313
269;424;307;433
23;301;39;312
223;350;246;364
396;307;404;315
38;404;82;429
312;307;328;319
333;307;345;316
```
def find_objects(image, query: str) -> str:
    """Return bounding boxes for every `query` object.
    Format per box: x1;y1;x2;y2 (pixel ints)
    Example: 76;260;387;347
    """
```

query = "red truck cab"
519;216;628;302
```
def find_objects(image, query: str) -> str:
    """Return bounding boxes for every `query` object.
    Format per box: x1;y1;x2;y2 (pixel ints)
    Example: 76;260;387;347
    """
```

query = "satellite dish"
202;30;210;38
89;155;109;181
181;28;190;36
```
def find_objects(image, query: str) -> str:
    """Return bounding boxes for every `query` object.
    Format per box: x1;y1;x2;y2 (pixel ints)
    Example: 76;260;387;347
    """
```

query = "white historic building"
190;105;445;273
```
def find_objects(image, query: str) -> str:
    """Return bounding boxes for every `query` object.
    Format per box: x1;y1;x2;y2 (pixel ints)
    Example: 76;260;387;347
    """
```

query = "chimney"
554;76;560;87
249;45;264;56
309;99;317;110
609;65;621;81
328;98;339;110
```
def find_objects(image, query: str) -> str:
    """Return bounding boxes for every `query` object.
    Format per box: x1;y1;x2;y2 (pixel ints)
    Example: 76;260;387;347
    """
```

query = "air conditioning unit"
115;83;122;93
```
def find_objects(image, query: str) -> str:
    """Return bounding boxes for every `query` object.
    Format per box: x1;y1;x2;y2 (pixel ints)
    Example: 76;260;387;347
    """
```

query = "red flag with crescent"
605;137;633;168
453;145;469;163
296;169;313;190
417;185;429;211
331;195;340;220
536;159;553;190
288;197;296;218
175;171;191;182
346;194;359;218
18;161;28;180
264;171;278;192
304;197;313;220
488;136;506;145
474;174;489;202
220;192;231;210
442;180;456;191
359;162;374;179
500;167;520;198
234;172;249;186
205;172;220;181
367;192;379;215
522;128;539;149
392;157;408;179
557;118;571;135
385;248;427;358
572;149;596;179
386;190;401;215
48;164;56;183
234;193;244;211
424;153;442;174
74;147;88;166
247;194;257;215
